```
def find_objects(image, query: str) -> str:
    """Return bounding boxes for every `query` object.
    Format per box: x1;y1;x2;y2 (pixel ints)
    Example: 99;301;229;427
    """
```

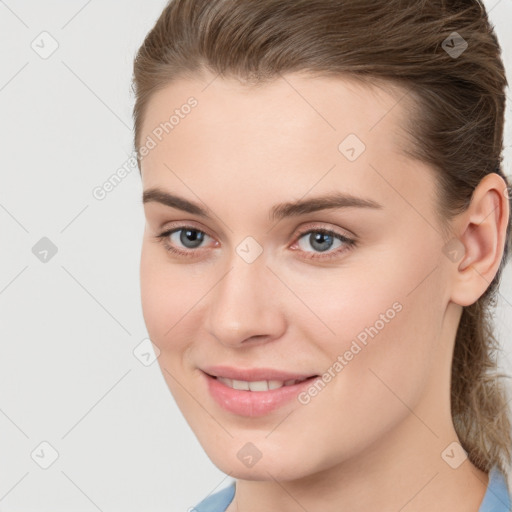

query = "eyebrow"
142;187;383;222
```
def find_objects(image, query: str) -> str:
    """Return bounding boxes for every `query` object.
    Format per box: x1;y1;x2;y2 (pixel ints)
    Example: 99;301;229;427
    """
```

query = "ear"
448;172;510;307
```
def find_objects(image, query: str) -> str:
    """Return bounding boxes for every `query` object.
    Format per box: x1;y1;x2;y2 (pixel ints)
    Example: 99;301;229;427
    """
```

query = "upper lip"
201;365;318;382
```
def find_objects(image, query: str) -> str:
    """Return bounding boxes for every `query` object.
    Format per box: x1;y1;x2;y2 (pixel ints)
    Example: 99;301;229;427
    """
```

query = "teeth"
216;377;309;391
268;380;284;390
232;379;249;390
217;377;233;388
248;380;269;392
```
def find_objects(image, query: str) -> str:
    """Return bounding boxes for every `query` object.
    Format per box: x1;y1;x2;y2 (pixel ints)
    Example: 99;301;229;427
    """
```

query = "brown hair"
131;0;512;475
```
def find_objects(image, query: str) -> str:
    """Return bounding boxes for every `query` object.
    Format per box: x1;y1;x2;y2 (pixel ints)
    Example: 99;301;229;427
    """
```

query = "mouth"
200;368;320;417
205;373;319;392
200;364;318;383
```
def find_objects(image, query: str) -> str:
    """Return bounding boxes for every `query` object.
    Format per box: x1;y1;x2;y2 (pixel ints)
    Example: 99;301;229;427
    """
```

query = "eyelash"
154;225;356;261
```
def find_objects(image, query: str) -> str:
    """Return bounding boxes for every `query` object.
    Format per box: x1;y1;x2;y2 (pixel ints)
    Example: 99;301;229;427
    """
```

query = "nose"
205;249;286;348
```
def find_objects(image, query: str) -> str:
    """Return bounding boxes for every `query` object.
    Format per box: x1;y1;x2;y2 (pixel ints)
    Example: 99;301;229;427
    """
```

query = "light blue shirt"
193;464;511;512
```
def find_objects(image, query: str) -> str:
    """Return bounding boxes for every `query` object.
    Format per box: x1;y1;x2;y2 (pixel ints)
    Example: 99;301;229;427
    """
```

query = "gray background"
0;1;511;510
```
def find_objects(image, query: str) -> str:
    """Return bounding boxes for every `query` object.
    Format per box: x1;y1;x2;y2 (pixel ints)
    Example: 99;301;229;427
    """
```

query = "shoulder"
193;482;236;512
478;464;511;512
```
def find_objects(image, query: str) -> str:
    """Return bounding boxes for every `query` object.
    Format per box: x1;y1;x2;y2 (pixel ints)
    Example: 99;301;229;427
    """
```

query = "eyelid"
291;221;357;242
159;220;217;243
158;220;356;247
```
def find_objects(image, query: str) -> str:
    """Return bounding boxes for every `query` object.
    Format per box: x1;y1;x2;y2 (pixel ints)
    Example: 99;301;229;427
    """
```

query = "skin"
138;70;509;512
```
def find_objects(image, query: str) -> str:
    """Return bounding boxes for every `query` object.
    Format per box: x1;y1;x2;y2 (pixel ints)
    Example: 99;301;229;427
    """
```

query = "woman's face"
139;71;458;481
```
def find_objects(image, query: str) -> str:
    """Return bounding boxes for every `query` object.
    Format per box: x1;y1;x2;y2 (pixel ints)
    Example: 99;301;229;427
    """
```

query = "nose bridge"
206;240;283;345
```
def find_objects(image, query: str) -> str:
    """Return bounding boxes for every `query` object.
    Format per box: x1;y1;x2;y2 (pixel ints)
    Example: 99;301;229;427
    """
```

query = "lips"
202;370;320;416
201;365;318;382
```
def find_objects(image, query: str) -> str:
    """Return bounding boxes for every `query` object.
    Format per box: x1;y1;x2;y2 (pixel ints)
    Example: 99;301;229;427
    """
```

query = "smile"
215;376;311;391
201;371;319;417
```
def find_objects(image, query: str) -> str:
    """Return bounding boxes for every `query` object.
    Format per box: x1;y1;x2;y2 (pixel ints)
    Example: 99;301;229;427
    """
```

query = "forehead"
140;71;412;153
139;71;432;216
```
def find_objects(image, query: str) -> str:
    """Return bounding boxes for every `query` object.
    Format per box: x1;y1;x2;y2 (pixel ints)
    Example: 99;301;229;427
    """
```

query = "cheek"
140;248;198;404
285;271;443;466
307;280;434;397
140;243;181;346
295;240;444;404
139;241;209;352
140;247;165;341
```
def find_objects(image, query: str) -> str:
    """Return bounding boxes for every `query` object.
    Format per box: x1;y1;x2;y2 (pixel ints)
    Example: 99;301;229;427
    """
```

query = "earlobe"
448;173;509;307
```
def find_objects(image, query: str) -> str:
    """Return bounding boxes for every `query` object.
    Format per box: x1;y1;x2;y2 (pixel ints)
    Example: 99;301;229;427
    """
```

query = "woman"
132;0;512;510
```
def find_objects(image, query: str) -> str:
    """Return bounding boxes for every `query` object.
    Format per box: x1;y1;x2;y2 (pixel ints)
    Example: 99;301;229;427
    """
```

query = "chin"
200;439;318;482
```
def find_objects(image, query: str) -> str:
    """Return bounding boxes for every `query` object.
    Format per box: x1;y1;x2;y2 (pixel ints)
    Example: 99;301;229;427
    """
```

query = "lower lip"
202;371;319;417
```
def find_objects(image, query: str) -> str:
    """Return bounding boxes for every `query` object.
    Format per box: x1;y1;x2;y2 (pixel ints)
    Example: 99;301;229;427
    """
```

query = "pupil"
311;232;333;252
181;229;204;248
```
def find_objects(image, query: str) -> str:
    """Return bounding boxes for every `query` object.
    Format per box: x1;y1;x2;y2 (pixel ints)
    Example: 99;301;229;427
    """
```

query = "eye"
154;226;214;258
153;224;356;261
291;227;356;261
